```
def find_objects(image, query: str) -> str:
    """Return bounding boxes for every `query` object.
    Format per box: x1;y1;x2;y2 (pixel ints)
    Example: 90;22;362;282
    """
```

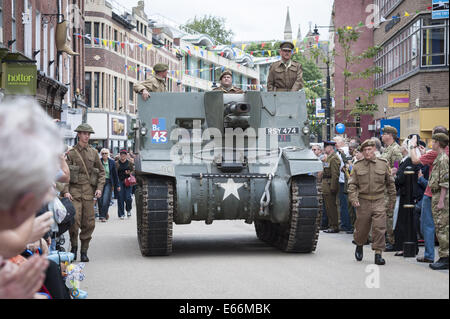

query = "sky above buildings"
115;0;334;43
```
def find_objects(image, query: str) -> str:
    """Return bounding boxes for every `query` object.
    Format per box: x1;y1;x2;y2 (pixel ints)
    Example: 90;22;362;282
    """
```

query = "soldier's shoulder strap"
378;157;389;163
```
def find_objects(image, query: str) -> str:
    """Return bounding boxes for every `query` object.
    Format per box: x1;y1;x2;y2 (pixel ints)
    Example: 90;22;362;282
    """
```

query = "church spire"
297;24;302;42
284;7;293;41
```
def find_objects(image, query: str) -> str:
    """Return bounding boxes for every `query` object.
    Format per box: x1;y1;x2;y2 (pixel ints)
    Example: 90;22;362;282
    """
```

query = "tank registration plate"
151;118;168;144
265;127;300;135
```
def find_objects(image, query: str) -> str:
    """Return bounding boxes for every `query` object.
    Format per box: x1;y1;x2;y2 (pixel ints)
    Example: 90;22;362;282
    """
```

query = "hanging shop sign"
1;62;37;96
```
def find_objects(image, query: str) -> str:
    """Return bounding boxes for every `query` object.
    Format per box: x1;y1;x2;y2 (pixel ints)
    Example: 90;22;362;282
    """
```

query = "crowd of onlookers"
0;98;138;299
312;126;449;269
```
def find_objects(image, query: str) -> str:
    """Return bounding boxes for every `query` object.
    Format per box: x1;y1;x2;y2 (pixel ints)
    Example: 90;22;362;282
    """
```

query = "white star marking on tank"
218;179;244;201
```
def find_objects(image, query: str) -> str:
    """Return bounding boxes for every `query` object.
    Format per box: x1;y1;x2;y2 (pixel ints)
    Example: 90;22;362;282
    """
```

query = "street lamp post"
313;25;333;141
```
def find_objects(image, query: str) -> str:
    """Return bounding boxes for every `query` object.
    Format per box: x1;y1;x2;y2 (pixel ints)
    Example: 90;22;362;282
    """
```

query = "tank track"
255;175;322;253
136;176;174;256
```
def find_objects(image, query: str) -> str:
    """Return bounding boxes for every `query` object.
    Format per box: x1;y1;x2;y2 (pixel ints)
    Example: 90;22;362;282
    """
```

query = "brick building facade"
330;0;375;140
372;0;449;141
1;0;85;120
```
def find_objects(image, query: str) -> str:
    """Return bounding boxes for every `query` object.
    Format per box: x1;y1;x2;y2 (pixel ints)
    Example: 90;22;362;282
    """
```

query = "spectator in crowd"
116;149;135;219
333;136;352;233
98;149;120;222
411;126;449;264
392;137;421;255
312;144;329;230
371;137;383;157
0;98;63;298
322;141;341;233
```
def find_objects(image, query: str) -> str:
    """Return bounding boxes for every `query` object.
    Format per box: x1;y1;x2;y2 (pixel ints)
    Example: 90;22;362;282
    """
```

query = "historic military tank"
133;90;323;256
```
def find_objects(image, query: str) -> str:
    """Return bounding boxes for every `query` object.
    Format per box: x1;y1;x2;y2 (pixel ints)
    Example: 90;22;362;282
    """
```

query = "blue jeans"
339;183;352;231
98;180;113;219
420;195;435;260
118;180;133;217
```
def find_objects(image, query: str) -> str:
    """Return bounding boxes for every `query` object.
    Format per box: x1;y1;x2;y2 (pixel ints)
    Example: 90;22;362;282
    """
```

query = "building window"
0;0;3;42
421;17;448;67
85;72;92;107
375;17;449;88
114;29;118;52
93;22;100;46
11;0;16;51
113;76;118;111
129;82;134;104
84;22;91;45
35;10;41;70
94;72;100;108
375;0;403;18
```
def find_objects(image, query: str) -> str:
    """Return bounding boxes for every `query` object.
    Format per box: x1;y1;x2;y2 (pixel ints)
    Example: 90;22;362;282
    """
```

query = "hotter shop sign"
1;63;37;96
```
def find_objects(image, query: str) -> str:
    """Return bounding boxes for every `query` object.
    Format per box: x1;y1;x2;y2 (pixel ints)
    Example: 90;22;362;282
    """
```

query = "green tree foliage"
181;15;234;45
334;26;382;117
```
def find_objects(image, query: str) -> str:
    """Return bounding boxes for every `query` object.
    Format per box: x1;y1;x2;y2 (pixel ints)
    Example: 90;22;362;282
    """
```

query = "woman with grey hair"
0;98;63;299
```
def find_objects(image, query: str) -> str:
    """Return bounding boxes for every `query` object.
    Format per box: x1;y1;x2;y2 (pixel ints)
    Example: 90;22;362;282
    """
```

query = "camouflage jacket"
381;142;402;168
347;157;396;204
267;60;303;92
213;86;244;94
428;152;449;193
133;75;167;93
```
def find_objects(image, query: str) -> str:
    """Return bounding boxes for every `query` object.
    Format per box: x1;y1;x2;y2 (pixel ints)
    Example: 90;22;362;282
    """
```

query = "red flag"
121;42;125;49
220;52;224;57
261;43;266;48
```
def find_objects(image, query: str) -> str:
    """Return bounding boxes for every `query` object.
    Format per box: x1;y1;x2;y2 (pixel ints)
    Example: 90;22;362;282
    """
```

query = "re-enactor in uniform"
380;125;403;251
267;41;303;92
213;70;244;94
428;133;449;270
348;139;396;265
133;63;168;101
322;141;341;233
62;124;105;262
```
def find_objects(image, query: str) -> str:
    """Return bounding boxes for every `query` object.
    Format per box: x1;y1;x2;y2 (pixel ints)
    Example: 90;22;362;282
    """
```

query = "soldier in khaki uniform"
348;139;396;265
267;41;303;92
133;63;168;101
322;141;342;233
380;125;403;250
213;70;245;94
63;124;105;262
428;133;449;270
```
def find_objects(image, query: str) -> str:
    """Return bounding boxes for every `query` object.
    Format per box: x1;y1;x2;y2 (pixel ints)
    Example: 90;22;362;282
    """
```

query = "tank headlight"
140;127;148;136
302;126;310;135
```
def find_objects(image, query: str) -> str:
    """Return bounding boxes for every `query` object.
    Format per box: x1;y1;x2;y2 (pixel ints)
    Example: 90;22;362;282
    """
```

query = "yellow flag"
346;26;353;30
194;46;199;51
296;47;299;54
147;44;152;51
293;40;297;47
268;50;272;56
242;44;246;51
404;11;410;17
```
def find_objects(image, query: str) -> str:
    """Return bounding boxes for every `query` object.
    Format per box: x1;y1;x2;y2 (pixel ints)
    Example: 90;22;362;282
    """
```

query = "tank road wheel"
135;176;174;256
280;175;322;252
254;175;321;252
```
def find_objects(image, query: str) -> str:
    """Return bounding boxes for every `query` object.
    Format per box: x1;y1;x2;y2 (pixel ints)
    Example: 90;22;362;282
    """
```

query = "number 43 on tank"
151;118;168;144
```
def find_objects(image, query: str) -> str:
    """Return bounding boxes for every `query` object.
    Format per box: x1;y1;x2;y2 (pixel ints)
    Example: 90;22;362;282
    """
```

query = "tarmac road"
78;203;449;299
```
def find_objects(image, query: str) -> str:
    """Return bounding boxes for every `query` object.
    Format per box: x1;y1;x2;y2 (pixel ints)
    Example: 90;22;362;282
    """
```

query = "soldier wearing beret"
380;125;403;251
133;63;168;101
213;70;244;94
267;41;304;92
322;141;341;233
428;133;449;270
348;139;396;265
62;123;106;262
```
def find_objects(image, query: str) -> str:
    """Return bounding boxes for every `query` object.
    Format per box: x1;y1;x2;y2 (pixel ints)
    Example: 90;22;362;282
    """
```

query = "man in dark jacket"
98;149;120;222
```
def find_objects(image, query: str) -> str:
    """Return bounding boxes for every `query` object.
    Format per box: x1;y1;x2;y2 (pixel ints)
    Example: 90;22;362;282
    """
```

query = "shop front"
86;111;128;155
400;108;449;146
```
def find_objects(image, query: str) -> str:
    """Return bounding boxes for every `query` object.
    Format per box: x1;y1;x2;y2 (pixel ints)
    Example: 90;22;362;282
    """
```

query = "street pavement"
77;202;449;299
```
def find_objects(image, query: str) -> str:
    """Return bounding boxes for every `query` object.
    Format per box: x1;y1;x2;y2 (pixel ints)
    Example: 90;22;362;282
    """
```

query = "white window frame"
420;18;448;68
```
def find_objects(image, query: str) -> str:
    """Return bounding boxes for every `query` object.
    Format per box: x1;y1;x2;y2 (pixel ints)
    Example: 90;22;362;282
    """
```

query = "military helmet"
153;63;169;73
280;41;295;50
432;133;449;146
360;139;376;150
74;123;95;134
219;70;233;80
382;125;398;137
